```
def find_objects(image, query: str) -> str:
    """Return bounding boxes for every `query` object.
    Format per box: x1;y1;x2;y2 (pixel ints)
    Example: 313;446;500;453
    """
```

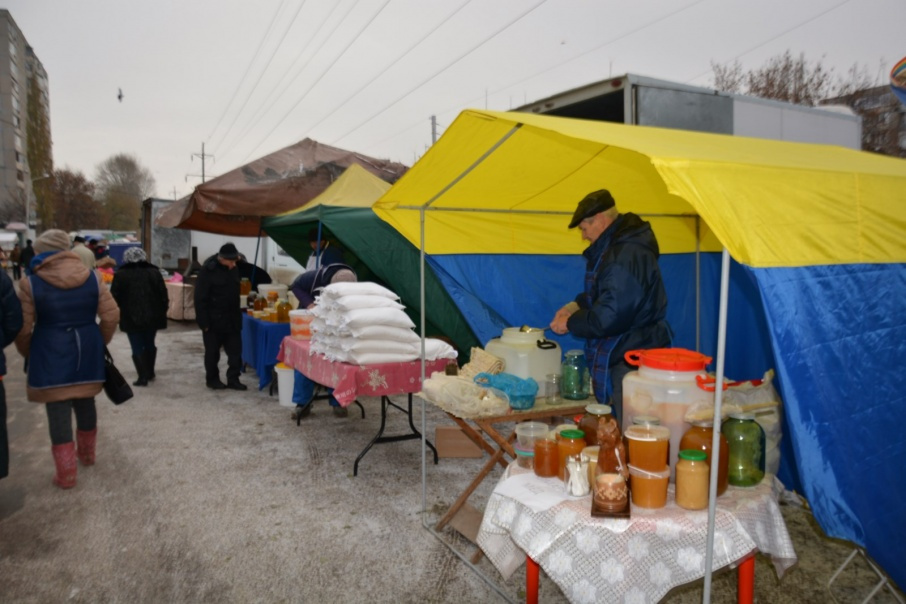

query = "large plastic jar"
484;327;561;386
680;420;729;495
289;309;314;340
722;413;766;487
621;348;714;482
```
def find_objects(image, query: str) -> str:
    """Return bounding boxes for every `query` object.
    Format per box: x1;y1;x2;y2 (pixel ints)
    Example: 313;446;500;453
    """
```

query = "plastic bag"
473;372;538;410
421;373;509;417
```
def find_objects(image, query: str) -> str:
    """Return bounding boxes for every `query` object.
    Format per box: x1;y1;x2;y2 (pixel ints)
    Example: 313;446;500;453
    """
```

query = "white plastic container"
621;348;714;481
289;309;314;340
274;363;296;407
484;327;561;387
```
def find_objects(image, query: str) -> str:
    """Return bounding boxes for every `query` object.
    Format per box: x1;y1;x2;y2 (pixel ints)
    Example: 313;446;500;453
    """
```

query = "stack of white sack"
308;281;457;365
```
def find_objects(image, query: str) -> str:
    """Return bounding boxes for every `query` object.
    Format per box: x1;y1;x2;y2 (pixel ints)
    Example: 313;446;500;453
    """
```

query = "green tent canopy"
263;164;479;362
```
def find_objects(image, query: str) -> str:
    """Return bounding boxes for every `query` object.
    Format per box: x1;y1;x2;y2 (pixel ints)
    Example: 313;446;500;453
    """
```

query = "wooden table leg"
435;446;506;531
737;554;755;604
526;556;540;604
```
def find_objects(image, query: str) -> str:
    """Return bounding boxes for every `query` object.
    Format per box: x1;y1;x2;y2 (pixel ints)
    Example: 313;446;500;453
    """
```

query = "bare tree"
711;51;876;106
94;154;156;231
49;169;99;232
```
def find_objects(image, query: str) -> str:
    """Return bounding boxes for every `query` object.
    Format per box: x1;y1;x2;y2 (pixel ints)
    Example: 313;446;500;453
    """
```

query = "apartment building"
0;10;51;240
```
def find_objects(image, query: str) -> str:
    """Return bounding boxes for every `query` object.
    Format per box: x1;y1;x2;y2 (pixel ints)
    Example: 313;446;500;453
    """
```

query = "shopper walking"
15;229;119;489
0;269;23;480
19;239;35;277
110;247;168;386
9;243;21;280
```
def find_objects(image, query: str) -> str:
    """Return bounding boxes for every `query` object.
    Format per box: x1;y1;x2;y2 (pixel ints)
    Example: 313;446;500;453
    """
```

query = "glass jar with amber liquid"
556;430;586;481
266;290;279;309
680;420;729;495
253;295;266;312
239;277;252;296
276;299;292;322
533;437;559;478
578;404;612;447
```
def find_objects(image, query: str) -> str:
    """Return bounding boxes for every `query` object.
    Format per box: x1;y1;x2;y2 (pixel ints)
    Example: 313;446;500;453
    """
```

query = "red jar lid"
624;348;712;371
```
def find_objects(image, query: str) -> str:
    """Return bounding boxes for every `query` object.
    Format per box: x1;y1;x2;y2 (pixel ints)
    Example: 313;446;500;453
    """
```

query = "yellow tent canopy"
373;109;906;267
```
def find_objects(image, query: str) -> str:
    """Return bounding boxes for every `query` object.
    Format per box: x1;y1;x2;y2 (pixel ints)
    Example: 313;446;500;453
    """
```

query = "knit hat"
330;269;357;284
218;242;240;260
123;247;147;264
34;229;71;254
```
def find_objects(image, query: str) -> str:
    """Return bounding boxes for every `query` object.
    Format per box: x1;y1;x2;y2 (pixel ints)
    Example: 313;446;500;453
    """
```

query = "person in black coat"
0;270;23;480
110;247;169;386
19;239;35;276
194;243;247;391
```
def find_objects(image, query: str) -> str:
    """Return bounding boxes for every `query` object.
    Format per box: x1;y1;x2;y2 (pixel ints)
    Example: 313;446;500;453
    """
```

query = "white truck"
515;73;861;148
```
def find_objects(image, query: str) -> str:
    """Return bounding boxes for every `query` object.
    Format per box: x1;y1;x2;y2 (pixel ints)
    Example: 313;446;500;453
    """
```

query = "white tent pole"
703;247;730;603
419;205;428;516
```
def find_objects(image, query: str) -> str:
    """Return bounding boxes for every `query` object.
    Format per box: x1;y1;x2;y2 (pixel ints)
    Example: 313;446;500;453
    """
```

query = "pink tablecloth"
278;337;448;406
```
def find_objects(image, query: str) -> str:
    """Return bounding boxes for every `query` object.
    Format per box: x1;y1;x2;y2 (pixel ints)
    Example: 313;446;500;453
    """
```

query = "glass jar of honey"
239;277;251;296
276;299;292;322
679;420;729;495
556;429;585;481
266;290;279;309
253;295;266;312
578;404;612;447
533;437;558;478
675;449;710;510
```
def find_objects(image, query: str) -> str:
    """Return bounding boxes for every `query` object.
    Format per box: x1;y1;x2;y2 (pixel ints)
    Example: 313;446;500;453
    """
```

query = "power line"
217;0;350;164
204;1;286;146
210;0;309;157
352;0;707;158
241;0;392;163
330;0;551;147
683;0;855;86
303;0;474;143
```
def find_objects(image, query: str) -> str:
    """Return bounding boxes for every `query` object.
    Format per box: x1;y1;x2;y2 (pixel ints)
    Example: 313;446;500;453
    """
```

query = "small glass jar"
680;420;729;495
556;429;586;480
578;403;612;447
560;350;589;400
533;437;559;478
722;413;766;487
253;295;266;312
266;290;279;309
675;449;710;510
239;277;252;296
514;443;534;470
545;373;561;403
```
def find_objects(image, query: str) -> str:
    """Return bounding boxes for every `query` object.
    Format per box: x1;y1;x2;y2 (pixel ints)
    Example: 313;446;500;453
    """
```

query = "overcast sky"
4;0;904;200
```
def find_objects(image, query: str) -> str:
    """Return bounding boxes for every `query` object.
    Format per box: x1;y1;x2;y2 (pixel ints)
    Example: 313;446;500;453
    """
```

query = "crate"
435;425;483;458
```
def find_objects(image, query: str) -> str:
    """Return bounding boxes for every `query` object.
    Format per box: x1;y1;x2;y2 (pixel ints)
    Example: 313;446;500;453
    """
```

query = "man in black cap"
549;189;672;422
194;243;247;390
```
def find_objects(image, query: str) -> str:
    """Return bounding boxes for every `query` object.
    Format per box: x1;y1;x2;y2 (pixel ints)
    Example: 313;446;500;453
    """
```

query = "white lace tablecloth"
477;467;797;604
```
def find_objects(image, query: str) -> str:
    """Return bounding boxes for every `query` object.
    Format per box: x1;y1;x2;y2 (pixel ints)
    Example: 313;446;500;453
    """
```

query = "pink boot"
76;428;97;466
51;442;77;489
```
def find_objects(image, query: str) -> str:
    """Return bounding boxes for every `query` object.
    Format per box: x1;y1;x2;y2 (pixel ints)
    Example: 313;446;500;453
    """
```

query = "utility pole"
431;115;437;144
187;142;214;183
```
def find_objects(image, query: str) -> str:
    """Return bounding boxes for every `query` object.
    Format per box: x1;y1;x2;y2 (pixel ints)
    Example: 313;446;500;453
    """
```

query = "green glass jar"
721;413;765;487
560;350;589;400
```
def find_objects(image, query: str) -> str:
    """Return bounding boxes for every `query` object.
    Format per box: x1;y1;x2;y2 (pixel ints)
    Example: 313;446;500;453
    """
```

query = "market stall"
373;109;906;596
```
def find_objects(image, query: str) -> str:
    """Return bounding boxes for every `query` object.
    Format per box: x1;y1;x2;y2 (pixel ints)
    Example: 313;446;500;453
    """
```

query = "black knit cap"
568;189;616;229
218;242;240;260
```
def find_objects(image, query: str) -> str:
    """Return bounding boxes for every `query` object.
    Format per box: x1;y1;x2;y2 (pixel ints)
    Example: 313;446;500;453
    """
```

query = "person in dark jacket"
15;229;119;489
194;243;246;391
304;227;345;271
289;263;356;309
549;190;672;423
110;247;169;386
288;264;357;420
0;270;23;480
19;239;35;276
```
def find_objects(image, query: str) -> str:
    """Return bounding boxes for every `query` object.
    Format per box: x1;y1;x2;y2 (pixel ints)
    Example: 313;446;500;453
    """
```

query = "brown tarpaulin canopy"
156;138;408;236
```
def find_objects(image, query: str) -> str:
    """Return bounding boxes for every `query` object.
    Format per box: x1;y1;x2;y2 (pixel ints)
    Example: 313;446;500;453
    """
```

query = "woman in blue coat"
15;229;119;489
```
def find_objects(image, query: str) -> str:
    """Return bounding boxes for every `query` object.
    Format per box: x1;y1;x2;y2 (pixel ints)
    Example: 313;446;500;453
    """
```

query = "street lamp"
26;172;50;240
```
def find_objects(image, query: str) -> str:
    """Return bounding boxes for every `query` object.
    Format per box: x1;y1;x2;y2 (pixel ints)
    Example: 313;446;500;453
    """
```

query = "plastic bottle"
722;413;766;487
